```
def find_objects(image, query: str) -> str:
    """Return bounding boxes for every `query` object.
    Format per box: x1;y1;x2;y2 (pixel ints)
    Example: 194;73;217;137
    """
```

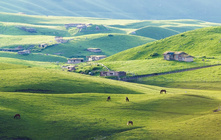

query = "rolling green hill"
0;12;220;63
41;34;154;58
131;26;179;40
96;26;221;76
103;26;221;61
133;65;221;91
1;61;221;139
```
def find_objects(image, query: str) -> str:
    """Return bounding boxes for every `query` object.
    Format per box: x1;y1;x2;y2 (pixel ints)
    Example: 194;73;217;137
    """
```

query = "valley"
0;12;221;140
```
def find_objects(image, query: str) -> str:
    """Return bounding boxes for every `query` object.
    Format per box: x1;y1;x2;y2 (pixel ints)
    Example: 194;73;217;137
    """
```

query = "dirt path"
121;64;221;81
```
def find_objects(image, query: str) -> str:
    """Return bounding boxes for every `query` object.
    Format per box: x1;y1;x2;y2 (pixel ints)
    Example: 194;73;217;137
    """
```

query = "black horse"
126;97;129;102
127;121;133;125
160;90;166;94
107;96;111;101
14;114;20;119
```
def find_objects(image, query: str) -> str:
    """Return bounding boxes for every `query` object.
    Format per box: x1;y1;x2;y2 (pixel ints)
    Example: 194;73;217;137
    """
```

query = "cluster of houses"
64;23;92;29
163;51;194;62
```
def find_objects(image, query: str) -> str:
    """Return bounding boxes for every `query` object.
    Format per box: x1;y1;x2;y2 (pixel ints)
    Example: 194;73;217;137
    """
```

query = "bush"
150;53;159;57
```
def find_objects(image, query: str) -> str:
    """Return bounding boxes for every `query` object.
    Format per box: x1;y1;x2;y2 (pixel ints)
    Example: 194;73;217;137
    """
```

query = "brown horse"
127;121;133;125
14;114;20;119
107;96;111;101
160;90;166;94
126;97;129;102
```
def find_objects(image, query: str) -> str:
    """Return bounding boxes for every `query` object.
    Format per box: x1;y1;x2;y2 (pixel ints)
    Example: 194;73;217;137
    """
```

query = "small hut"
67;58;84;64
100;71;126;77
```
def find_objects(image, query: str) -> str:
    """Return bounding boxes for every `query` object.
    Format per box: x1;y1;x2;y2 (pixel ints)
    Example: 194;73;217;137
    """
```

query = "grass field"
1;12;221;140
0;62;221;140
0;13;220;63
132;65;221;91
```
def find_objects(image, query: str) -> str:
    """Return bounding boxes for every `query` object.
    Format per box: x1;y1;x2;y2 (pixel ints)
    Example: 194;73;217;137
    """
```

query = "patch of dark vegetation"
0;136;31;140
183;94;214;100
15;89;52;93
149;52;159;57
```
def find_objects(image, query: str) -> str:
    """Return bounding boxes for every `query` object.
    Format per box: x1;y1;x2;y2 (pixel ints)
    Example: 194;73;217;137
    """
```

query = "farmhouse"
67;58;84;64
55;36;68;43
87;48;102;53
18;50;31;55
67;65;77;71
163;51;194;62
87;55;106;61
100;71;126;77
39;43;48;48
64;23;92;29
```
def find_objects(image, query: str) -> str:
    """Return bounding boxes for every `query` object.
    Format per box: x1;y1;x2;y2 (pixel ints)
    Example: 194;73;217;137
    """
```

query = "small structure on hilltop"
163;51;194;62
55;36;68;43
39;43;48;48
100;71;126;77
18;50;31;55
87;48;102;53
87;55;106;61
67;58;84;64
67;65;77;71
64;23;92;29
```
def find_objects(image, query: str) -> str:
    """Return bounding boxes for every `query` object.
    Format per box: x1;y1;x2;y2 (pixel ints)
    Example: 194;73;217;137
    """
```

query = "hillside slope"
131;26;179;40
103;26;221;61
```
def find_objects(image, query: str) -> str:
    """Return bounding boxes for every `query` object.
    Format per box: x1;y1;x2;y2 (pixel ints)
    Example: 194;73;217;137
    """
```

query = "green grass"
0;52;67;63
132;65;221;91
0;35;56;48
41;34;154;58
131;26;180;40
1;57;221;139
1;13;221;140
100;57;219;75
103;26;221;62
1;88;221;139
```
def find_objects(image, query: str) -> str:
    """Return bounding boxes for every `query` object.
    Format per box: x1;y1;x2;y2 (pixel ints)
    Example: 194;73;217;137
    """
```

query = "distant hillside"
131;26;179;40
0;0;221;22
134;65;221;90
103;26;221;61
0;13;220;63
41;34;154;58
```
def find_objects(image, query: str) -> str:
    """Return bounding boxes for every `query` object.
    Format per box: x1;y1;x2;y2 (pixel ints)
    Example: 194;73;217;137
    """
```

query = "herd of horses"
13;89;219;127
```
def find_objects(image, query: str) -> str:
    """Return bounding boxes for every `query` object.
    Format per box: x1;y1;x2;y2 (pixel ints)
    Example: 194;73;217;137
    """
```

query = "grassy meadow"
0;12;221;140
132;65;221;91
0;13;220;62
1;62;221;140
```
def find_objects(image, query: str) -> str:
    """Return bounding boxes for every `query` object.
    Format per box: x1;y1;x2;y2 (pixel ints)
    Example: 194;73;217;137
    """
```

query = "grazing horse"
127;121;133;126
213;109;220;112
160;90;166;94
107;96;111;101
126;97;129;102
14;114;20;119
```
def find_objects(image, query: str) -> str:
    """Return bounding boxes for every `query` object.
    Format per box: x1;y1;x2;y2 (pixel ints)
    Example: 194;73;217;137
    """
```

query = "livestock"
107;96;111;101
160;90;166;94
126;97;129;102
127;121;133;125
14;114;20;119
